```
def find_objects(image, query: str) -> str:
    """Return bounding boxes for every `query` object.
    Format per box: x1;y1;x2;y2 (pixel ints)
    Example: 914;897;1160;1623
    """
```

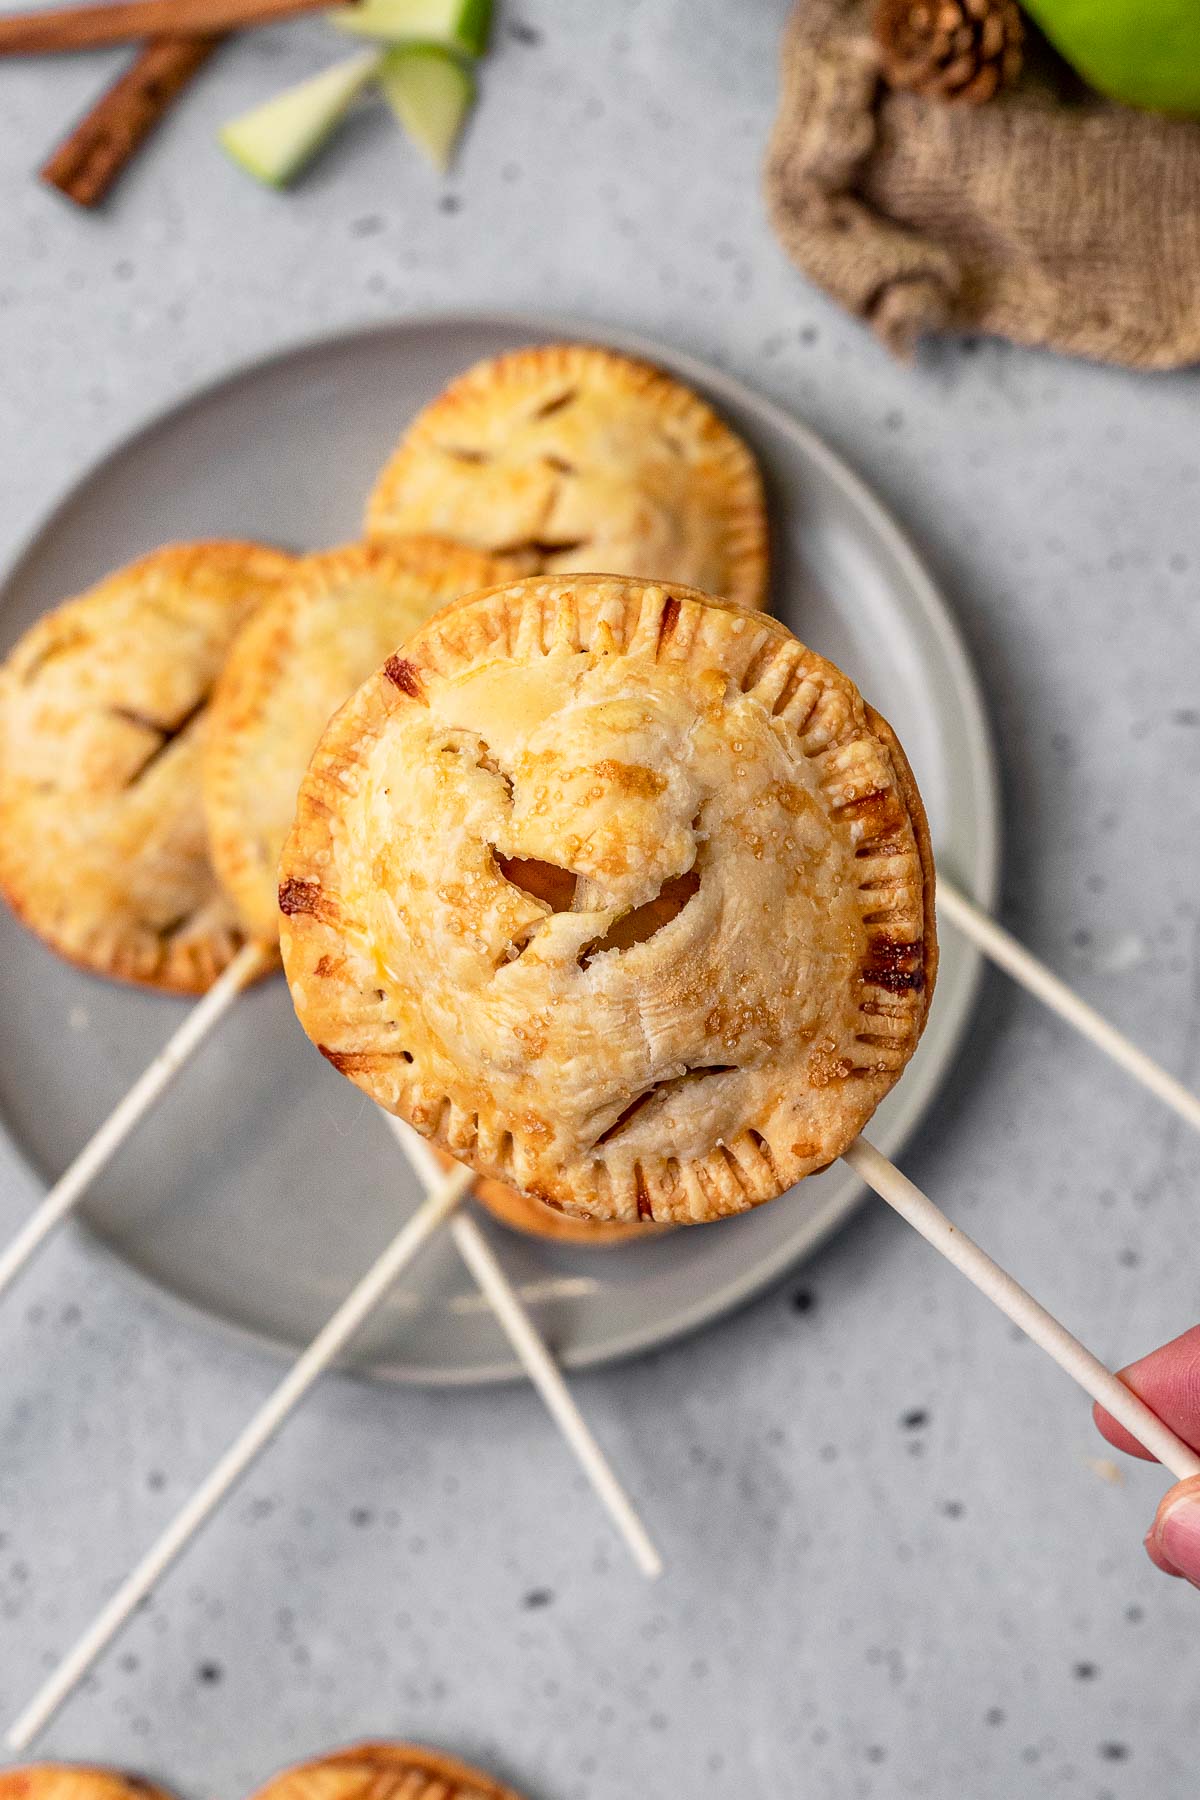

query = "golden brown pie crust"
247;1742;524;1800
0;541;295;993
279;576;936;1226
432;1149;664;1245
365;344;769;609
204;537;517;941
0;1768;176;1800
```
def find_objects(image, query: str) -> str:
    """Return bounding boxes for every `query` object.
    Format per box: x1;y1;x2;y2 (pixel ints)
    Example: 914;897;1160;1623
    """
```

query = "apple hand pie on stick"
277;574;1200;1475
279;574;937;1221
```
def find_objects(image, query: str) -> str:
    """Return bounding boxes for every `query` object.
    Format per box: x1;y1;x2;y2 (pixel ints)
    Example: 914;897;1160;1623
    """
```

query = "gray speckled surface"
1;3;1199;1797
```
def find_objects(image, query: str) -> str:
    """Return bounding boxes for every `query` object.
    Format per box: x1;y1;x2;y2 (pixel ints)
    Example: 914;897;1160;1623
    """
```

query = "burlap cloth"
764;0;1200;367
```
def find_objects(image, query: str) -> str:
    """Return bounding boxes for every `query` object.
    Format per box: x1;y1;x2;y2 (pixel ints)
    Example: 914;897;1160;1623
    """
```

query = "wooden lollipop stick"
842;1136;1200;1481
4;1162;473;1753
0;938;270;1302
937;877;1200;1137
382;1113;663;1580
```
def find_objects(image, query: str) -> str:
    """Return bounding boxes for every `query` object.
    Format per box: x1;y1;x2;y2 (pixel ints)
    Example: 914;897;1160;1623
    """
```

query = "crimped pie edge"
433;1149;668;1246
248;1740;524;1800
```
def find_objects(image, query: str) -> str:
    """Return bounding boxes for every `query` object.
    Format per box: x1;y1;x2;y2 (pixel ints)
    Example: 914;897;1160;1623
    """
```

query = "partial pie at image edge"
0;1745;524;1800
0;1767;177;1800
248;1740;526;1800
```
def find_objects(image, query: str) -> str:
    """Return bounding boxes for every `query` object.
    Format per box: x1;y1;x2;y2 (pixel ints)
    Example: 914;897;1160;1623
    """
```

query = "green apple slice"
381;45;475;173
219;49;385;188
332;0;491;56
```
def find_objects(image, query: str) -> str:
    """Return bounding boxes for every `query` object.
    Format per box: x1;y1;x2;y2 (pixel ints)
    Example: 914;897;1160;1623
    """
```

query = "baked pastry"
0;541;294;993
248;1742;523;1800
365;344;769;609
280;575;936;1226
435;1150;663;1245
474;1172;664;1243
0;1768;175;1800
204;538;515;941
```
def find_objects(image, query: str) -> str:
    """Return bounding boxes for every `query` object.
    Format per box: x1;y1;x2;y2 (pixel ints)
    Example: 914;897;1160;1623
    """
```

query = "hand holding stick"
843;1136;1200;1481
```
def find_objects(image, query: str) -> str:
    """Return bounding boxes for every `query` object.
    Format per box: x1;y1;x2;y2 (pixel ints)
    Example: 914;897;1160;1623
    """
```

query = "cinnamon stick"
41;35;219;206
1;0;341;55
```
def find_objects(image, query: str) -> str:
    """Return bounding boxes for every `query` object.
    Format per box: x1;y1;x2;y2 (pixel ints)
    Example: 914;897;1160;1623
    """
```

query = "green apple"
219;49;385;187
332;0;491;56
1022;0;1200;115
381;45;475;172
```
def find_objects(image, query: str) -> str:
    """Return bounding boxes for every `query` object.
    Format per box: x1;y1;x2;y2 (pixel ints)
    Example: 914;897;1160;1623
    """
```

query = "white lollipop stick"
0;938;271;1301
4;1161;473;1753
382;1112;663;1580
937;877;1200;1137
843;1136;1200;1481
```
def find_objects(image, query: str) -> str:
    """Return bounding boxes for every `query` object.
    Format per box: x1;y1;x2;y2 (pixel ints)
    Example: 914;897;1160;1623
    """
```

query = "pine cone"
874;0;1024;104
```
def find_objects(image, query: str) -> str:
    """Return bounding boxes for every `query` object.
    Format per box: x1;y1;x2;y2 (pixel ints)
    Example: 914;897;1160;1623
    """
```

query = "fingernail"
1155;1491;1200;1578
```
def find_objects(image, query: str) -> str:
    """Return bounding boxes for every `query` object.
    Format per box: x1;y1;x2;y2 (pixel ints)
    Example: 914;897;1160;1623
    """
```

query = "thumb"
1147;1474;1200;1585
1093;1323;1200;1461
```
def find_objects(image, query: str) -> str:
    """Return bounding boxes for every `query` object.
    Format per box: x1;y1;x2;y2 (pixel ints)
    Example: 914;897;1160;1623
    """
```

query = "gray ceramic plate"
0;314;999;1384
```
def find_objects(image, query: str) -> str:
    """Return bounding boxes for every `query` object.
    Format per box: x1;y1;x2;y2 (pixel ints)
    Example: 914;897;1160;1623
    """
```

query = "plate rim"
0;308;1002;1386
